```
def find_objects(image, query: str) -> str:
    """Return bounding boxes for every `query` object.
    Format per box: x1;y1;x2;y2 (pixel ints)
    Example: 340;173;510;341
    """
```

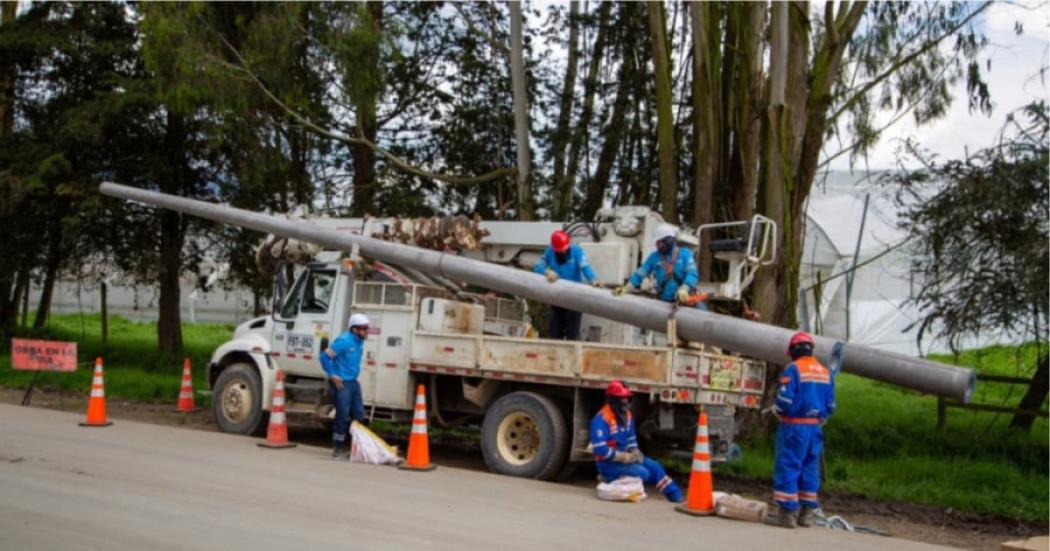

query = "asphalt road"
0;404;951;551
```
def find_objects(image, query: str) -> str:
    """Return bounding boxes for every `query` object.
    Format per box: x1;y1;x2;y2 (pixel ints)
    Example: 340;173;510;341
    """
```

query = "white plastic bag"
596;476;647;502
349;421;403;466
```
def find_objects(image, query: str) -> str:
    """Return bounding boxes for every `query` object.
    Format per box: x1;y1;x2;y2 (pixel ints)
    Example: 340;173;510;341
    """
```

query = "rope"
812;514;892;537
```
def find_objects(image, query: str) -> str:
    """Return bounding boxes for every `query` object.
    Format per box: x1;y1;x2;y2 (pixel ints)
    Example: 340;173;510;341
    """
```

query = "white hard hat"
654;223;678;242
348;313;371;328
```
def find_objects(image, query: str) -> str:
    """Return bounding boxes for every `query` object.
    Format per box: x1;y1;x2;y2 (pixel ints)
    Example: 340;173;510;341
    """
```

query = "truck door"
273;267;339;377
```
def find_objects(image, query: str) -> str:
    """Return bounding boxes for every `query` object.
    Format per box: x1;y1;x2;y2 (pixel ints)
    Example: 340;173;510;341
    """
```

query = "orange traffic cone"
79;357;113;427
258;370;296;449
175;357;199;413
676;410;715;516
398;384;436;471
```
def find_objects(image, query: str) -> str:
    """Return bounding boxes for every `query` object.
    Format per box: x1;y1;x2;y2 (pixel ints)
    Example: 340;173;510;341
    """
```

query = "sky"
828;1;1050;171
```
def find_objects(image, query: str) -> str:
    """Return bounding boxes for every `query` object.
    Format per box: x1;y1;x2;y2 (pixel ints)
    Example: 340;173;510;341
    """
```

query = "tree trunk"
157;209;184;353
560;1;612;221
508;1;533;221
0;1;16;136
690;1;721;281
33;221;63;331
550;1;580;220
100;280;108;346
727;2;766;223
584;52;633;220
1010;353;1049;431
350;1;383;217
647;2;677;223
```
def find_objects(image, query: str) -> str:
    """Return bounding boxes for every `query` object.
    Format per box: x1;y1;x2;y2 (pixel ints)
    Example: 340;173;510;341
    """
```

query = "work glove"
676;286;690;304
612;285;632;296
628;448;644;464
612;451;635;463
545;269;559;283
591;280;601;288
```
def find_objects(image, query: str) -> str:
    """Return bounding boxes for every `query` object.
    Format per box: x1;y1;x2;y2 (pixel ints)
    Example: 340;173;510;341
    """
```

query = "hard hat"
653;223;678;243
605;380;633;398
787;331;814;355
348;313;371;328
551;230;571;253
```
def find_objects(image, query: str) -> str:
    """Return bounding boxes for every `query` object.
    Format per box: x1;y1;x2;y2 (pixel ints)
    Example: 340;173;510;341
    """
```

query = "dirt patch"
3;385;1045;550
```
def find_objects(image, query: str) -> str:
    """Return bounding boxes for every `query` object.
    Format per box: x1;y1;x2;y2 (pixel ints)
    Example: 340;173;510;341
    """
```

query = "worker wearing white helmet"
614;223;702;307
320;312;371;459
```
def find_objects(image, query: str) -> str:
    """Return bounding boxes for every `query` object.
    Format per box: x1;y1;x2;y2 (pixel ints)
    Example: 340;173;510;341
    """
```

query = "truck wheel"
213;363;267;436
481;391;569;480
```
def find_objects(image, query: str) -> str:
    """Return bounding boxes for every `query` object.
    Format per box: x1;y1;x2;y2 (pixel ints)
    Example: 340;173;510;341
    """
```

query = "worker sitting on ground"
590;380;684;503
764;331;836;528
613;223;707;310
320;313;371;460
533;229;599;340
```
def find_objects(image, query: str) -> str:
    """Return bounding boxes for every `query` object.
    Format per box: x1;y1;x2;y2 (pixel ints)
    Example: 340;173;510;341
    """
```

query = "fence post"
936;397;947;431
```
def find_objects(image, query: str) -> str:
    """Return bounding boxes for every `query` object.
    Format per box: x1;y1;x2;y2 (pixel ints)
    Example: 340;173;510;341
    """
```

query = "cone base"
79;421;113;427
398;463;436;472
257;441;297;449
175;408;201;413
675;504;715;517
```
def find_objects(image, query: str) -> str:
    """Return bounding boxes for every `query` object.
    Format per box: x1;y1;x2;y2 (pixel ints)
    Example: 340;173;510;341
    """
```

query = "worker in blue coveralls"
320;313;370;460
590;380;685;503
612;223;707;310
764;331;836;528
533;229;600;340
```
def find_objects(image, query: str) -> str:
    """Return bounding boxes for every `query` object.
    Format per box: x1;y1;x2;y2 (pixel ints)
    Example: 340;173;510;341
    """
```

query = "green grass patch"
718;342;1049;521
1;313;234;402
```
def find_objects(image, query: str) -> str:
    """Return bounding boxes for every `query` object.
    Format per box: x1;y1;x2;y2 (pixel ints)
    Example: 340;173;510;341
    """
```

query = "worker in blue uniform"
613;223;707;310
590;380;684;503
533;229;599;340
321;313;370;460
764;331;837;528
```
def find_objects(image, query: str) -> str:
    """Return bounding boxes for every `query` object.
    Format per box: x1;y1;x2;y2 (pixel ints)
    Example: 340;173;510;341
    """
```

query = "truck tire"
212;363;267;436
481;391;569;481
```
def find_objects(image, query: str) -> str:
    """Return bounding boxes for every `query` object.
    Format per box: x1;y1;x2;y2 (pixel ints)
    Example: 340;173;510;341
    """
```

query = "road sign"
11;339;78;372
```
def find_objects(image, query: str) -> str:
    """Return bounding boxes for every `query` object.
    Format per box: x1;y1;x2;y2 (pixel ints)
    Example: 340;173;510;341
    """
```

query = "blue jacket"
320;331;365;381
774;356;836;421
629;246;699;302
533;244;597;283
589;404;639;462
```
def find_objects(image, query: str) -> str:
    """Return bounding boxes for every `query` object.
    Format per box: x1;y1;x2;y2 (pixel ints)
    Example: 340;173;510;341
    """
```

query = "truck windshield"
280;269;336;318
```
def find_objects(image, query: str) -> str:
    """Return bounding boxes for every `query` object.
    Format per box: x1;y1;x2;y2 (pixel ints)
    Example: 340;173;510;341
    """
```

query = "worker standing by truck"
533;229;600;340
590;380;685;503
613;224;706;310
321;313;371;460
764;331;836;528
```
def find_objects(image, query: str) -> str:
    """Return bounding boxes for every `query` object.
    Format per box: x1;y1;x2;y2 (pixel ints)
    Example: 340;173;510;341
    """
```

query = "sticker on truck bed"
287;333;314;354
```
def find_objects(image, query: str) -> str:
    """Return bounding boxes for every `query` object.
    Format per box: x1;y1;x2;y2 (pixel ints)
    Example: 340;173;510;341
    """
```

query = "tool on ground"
258;370;296;449
79;357;113;427
175;357;199;413
675;410;715;516
398;384;436;471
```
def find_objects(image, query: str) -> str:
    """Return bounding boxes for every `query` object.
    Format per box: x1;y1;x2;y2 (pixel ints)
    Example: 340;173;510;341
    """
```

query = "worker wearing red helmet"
532;229;599;340
764;331;837;528
589;380;684;503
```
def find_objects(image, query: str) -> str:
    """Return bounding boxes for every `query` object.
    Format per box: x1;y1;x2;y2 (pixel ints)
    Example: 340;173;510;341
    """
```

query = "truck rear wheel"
481;391;569;481
213;363;267;436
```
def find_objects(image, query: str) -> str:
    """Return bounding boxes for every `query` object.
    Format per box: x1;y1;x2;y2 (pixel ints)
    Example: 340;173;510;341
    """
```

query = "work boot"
798;506;826;527
663;482;685;504
331;446;349;461
763;504;798;529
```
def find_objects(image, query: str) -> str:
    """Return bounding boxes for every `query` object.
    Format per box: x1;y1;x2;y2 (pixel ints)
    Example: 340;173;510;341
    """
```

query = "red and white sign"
11;339;77;372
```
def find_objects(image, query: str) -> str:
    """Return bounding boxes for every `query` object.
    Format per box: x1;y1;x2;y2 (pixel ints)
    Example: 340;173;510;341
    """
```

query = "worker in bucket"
590;380;685;503
533;229;599;340
613;223;706;310
764;331;836;528
320;313;371;460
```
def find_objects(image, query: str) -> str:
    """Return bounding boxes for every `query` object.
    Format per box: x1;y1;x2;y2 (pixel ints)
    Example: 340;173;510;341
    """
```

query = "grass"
717;342;1049;522
0;313;233;402
3;314;1047;520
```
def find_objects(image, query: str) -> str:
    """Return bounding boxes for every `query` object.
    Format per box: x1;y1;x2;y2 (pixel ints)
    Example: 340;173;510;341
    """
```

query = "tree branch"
213;33;514;186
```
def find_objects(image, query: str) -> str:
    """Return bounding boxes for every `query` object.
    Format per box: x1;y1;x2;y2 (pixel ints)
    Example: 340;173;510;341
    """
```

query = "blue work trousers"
772;423;824;511
598;457;668;487
329;379;365;448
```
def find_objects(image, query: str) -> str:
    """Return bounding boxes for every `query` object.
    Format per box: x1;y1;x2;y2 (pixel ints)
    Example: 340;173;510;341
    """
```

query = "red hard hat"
787;331;815;355
551;230;570;253
605;380;633;398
